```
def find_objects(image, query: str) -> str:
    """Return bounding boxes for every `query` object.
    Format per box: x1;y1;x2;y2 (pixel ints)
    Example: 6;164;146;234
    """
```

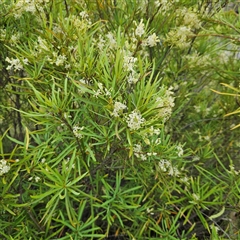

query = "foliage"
0;0;239;239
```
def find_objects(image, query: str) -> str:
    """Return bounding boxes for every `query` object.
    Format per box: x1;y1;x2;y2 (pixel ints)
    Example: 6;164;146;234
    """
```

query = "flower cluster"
96;35;106;51
13;0;49;18
184;52;210;69
176;8;201;30
143;33;160;47
126;109;145;131
123;54;140;84
77;78;90;94
140;126;162;145
123;55;138;72
8;32;21;46
148;126;161;136
133;143;157;161
135;19;145;37
111;101;127;117
5;57;28;72
93;83;111;98
133;144;147;161
48;52;67;67
0;159;10;176
154;0;176;12
0;28;6;40
70;12;92;32
28;176;41;182
73;126;84;139
14;0;37;17
106;32;117;49
127;71;140;84
156;86;175;122
176;144;184;157
229;164;240;175
31;36;71;69
158;159;180;177
165;26;192;49
36;36;49;53
164;7;201;49
134;19;160;47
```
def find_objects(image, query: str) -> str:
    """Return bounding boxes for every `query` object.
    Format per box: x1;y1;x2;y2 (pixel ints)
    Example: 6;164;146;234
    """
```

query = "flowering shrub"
0;0;240;239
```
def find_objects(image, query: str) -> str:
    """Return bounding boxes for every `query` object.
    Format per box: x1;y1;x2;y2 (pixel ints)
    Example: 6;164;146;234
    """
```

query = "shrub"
0;0;239;239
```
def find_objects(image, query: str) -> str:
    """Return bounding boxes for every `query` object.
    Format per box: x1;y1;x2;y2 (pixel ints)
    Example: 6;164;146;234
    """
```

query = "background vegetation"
0;0;239;239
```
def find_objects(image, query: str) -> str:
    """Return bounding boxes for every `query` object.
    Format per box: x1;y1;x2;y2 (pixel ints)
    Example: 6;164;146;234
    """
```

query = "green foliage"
0;0;239;239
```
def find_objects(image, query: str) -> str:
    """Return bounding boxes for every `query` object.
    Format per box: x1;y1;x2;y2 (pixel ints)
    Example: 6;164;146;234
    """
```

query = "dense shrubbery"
0;0;239;239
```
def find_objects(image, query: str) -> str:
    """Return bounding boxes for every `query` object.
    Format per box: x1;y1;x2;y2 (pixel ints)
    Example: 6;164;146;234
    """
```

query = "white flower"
146;208;154;215
147;152;157;156
50;53;66;66
97;35;106;51
79;11;89;19
127;71;139;84
183;11;201;29
106;32;117;48
73;126;84;139
229;164;240;175
135;19;145;37
155;138;161;145
156;86;175;122
112;101;127;117
181;176;189;184
35;176;41;182
176;145;184;157
194;105;201;113
93;83;111;98
148;126;161;136
159;159;171;171
77;11;92;25
133;144;147;161
141;155;147;161
159;159;180;177
166;26;192;49
154;0;174;11
133;144;142;154
146;33;160;47
93;89;102;98
14;0;37;17
53;25;62;34
123;56;137;72
168;166;180;176
192;156;200;161
204;135;211;141
0;29;6;40
10;33;20;43
0;159;10;175
5;57;28;72
37;36;49;51
126;109;145;131
25;3;36;13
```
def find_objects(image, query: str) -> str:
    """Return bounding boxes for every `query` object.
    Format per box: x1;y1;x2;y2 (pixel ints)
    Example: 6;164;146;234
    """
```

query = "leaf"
221;83;240;93
210;89;239;97
25;126;30;150
225;109;240;117
230;123;240;130
209;206;225;220
31;188;58;201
